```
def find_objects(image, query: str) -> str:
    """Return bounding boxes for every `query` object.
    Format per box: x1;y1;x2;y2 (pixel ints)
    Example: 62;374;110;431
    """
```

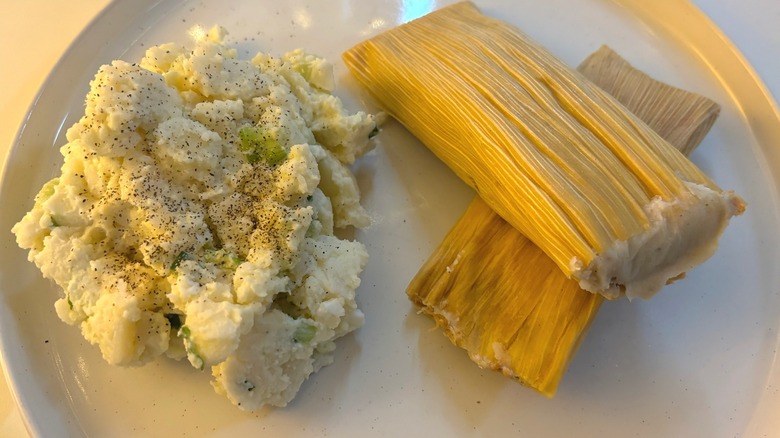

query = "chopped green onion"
170;251;189;271
178;325;204;370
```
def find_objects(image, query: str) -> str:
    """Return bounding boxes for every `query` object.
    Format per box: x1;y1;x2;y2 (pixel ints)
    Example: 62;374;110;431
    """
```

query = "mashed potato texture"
12;26;378;410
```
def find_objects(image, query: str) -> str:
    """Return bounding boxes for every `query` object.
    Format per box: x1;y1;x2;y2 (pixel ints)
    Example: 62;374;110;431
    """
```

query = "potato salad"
12;26;378;410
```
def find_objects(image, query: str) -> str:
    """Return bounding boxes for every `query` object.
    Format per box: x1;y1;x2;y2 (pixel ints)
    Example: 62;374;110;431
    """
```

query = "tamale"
343;1;744;299
408;46;721;396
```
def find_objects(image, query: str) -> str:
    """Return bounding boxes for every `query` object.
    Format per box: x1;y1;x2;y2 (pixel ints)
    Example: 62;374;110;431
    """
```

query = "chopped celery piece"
293;63;313;82
292;58;333;90
36;178;59;202
238;125;287;166
293;320;316;343
204;248;244;270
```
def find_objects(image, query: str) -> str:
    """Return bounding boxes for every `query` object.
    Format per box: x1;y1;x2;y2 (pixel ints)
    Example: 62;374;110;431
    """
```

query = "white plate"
2;0;779;436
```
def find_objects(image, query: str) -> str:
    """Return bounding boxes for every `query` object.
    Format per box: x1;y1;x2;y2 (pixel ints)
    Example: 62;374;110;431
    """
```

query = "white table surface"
0;0;778;436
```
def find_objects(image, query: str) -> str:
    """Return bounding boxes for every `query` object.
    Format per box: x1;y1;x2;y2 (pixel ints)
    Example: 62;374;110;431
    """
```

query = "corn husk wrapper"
343;1;744;299
405;45;722;396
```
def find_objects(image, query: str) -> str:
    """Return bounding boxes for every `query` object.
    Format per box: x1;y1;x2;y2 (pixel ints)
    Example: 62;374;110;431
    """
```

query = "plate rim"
1;0;779;436
0;1;172;436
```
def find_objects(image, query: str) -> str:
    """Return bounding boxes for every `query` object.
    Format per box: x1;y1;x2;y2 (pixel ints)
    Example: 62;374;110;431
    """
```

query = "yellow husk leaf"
343;1;744;298
407;46;722;396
